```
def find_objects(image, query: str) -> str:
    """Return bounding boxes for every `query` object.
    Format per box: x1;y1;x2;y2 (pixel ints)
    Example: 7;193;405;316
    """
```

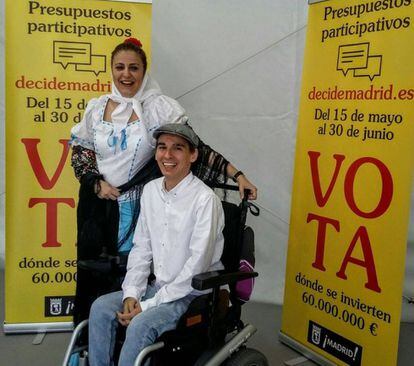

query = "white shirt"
122;173;225;311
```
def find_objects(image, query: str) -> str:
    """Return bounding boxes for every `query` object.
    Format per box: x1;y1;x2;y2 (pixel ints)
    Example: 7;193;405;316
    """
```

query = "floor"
1;269;413;365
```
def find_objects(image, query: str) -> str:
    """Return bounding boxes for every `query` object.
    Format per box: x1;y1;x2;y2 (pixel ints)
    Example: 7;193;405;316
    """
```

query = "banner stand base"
279;331;336;366
3;321;73;334
284;356;309;366
32;331;46;345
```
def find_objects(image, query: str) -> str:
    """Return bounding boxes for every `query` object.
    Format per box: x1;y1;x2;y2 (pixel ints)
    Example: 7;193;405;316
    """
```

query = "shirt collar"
161;172;194;197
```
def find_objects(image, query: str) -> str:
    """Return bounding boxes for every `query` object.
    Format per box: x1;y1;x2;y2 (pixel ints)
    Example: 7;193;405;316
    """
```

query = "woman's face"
112;50;145;97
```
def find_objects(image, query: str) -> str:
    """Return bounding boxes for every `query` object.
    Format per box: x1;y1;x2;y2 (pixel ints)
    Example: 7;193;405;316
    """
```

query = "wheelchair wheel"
193;350;214;366
225;347;268;366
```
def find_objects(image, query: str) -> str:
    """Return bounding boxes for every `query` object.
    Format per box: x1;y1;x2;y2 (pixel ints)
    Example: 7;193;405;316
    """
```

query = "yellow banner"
5;0;151;329
281;1;413;365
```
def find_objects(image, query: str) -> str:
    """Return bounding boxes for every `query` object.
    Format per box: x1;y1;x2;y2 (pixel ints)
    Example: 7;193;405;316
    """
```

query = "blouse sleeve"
70;97;100;150
143;95;189;146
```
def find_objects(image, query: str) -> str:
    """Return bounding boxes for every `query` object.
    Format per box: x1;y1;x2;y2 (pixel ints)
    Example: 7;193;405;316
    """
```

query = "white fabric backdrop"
151;0;308;304
0;0;412;319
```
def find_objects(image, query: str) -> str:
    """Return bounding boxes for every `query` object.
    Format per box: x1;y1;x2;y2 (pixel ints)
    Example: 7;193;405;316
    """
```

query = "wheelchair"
63;185;268;366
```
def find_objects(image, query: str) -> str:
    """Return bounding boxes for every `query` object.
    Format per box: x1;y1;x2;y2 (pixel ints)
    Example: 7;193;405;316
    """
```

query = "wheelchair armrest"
191;270;258;291
77;254;128;275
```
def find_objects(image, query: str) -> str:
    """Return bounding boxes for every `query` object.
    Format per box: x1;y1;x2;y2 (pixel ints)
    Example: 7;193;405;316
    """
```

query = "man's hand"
116;297;142;326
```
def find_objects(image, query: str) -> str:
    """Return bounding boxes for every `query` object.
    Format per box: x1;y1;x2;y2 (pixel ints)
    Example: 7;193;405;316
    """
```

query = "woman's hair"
111;38;147;73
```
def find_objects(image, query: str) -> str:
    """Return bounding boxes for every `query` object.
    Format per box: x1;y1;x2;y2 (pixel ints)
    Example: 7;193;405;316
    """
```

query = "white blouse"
70;93;188;189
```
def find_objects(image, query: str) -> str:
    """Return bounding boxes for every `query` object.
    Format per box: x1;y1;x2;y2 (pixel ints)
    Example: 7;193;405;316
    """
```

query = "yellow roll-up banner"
5;0;151;332
281;0;413;365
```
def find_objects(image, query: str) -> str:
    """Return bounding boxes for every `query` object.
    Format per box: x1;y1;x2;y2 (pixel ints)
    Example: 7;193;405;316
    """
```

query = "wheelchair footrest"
203;323;257;366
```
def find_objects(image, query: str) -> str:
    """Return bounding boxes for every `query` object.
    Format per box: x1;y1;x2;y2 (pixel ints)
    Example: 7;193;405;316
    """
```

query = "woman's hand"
236;174;257;200
117;297;142;326
95;180;120;200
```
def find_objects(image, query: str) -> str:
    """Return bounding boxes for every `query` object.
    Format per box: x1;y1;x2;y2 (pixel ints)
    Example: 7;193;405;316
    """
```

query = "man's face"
155;134;198;188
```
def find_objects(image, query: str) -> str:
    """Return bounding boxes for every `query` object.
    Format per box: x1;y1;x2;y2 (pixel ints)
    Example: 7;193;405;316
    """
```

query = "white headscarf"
104;74;162;150
109;73;162;130
70;73;186;154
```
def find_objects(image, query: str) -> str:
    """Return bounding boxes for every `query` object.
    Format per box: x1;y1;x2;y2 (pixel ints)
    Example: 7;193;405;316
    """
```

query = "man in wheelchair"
88;123;226;366
64;123;267;366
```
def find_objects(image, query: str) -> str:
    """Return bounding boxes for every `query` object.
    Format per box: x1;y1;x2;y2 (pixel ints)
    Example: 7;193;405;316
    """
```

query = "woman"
70;38;257;324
